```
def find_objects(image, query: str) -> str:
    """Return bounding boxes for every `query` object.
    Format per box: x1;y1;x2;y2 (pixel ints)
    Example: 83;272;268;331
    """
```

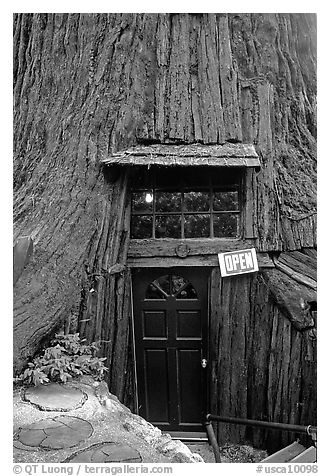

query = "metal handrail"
205;414;317;463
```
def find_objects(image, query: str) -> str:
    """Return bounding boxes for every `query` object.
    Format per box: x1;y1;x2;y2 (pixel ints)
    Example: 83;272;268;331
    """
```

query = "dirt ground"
187;442;268;463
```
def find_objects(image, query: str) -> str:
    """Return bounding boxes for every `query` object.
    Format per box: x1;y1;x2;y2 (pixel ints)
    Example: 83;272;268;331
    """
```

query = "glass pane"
154;167;181;188
184;191;210;212
145;284;166;300
155;275;171;295
184;214;210;238
131;168;153;188
131;215;152;239
172;275;188;295
155;191;181;212
213;190;239;211
155;215;181;238
210;168;241;186
213;214;238;237
132;191;153;213
183;168;210;187
176;283;198;299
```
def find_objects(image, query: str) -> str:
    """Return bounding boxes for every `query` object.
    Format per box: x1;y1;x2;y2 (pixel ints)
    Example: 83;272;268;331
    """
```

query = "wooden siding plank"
215;275;251;444
244;168;258;238
127;253;274;268
273;257;317;290
209;268;222;419
247;275;273;447
216;277;233;443
278;252;316;281
301;248;317;259
129;238;256;257
128;256;217;267
288;329;303;427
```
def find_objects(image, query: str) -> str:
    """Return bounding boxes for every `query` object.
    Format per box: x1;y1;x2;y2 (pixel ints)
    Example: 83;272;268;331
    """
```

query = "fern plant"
15;333;108;386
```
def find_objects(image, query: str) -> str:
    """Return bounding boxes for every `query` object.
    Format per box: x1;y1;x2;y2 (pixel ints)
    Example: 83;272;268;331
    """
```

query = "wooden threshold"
166;431;208;441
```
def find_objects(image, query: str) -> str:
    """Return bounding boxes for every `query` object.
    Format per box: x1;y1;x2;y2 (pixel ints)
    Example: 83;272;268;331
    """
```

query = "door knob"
201;359;208;368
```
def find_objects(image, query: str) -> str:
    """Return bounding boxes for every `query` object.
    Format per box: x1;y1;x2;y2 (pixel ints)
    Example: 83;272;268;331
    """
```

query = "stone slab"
16;416;93;450
18;429;46;447
24;384;87;411
66;443;142;463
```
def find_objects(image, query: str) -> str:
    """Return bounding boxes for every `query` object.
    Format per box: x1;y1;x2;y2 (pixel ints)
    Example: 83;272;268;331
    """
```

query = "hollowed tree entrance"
132;268;209;433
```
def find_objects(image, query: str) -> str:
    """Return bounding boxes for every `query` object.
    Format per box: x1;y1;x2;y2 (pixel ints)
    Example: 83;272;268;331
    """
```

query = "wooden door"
132;267;209;432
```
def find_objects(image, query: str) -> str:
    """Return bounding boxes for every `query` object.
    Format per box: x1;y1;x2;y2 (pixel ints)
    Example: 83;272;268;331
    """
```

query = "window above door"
130;167;242;239
101;142;260;265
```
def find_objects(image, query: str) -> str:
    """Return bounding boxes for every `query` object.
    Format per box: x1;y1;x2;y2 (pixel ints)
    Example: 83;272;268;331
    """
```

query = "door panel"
177;310;201;338
144;349;169;423
133;267;209;432
143;310;167;338
177;349;203;424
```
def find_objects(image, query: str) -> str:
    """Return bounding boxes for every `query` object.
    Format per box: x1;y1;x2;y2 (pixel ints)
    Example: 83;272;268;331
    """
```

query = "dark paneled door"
132;268;209;432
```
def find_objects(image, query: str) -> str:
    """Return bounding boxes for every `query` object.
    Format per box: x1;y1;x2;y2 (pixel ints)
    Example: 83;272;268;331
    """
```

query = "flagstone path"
13;378;203;464
65;442;142;463
15;415;93;450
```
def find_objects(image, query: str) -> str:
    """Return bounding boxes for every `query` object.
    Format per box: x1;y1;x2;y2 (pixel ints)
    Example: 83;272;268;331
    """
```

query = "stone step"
291;446;316;463
262;441;306;463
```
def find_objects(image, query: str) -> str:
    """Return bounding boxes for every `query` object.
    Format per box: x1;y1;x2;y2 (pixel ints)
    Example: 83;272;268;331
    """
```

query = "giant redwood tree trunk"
14;13;316;406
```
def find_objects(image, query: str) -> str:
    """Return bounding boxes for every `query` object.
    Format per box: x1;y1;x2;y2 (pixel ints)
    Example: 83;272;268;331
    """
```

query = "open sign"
218;248;259;277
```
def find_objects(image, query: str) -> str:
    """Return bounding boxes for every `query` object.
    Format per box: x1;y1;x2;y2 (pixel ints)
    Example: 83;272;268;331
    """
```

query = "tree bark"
13;13;316;395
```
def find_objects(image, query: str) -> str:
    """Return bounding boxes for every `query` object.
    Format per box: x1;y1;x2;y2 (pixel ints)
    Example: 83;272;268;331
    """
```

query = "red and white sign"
218;248;259;277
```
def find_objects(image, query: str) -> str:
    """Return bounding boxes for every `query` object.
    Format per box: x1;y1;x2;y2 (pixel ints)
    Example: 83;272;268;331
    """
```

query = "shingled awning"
101;143;260;167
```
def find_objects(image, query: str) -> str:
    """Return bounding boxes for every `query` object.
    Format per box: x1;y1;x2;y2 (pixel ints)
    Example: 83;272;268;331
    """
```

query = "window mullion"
152;188;156;238
210;185;214;238
181;190;184;239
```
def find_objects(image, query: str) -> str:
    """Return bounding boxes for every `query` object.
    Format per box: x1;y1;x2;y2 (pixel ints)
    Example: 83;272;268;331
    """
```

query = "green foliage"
15;333;108;386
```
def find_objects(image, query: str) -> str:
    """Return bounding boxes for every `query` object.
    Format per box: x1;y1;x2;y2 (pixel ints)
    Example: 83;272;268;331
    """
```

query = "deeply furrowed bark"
14;14;316;432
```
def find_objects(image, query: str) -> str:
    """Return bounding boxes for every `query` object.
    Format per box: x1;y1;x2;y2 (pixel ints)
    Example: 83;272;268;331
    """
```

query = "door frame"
130;265;211;431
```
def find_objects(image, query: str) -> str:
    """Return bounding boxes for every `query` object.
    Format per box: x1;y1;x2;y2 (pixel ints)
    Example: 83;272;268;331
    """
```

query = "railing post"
307;425;317;447
205;418;221;463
